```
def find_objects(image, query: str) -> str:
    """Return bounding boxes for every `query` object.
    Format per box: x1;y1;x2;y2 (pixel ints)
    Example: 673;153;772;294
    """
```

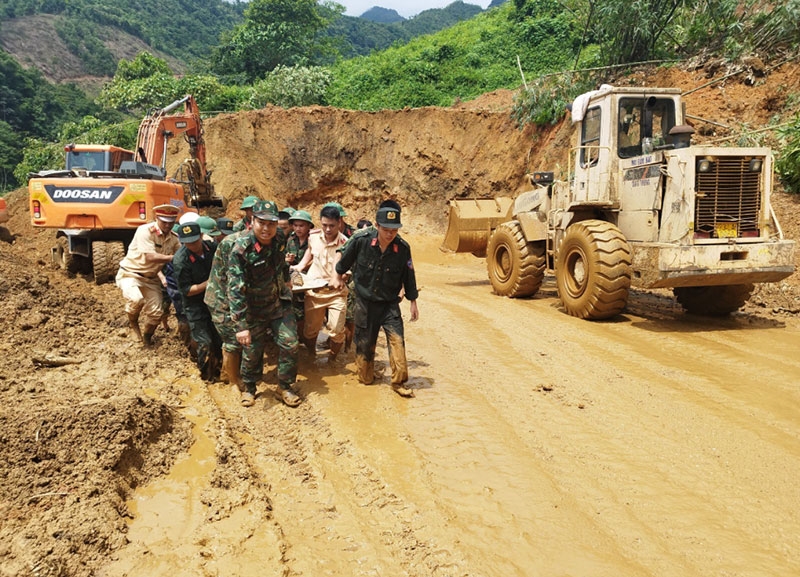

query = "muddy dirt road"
72;234;799;577
4;60;800;575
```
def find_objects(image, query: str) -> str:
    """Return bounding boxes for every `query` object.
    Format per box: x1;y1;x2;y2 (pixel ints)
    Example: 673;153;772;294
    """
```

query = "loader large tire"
673;284;754;316
92;241;115;285
556;220;631;320
486;221;545;297
108;241;126;278
56;236;83;275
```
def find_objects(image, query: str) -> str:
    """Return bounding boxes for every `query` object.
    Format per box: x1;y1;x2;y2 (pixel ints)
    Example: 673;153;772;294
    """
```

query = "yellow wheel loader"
444;86;795;319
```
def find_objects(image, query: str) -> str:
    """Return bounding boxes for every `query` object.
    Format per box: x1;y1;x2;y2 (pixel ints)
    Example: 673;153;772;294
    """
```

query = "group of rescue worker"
115;196;420;407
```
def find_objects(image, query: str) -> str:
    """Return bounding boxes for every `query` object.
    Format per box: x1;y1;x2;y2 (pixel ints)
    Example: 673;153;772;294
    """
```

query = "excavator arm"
135;95;221;208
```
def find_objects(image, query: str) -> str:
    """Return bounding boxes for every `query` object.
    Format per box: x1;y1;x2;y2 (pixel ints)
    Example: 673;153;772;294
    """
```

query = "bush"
247;65;333;108
776;119;800;194
511;72;594;127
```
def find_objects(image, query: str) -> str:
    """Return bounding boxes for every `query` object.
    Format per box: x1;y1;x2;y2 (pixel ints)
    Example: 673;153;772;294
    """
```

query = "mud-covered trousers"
187;307;222;382
353;296;408;386
211;312;243;354
241;301;299;393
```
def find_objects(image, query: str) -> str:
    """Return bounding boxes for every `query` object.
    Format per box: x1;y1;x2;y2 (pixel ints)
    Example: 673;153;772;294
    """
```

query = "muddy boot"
222;350;244;391
301;334;317;355
178;320;192;347
127;312;143;343
328;340;343;363
142;324;159;349
160;311;171;332
344;321;354;351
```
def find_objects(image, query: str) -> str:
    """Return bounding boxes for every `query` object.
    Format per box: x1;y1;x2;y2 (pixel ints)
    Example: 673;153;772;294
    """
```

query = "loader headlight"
698;158;713;173
749;158;763;172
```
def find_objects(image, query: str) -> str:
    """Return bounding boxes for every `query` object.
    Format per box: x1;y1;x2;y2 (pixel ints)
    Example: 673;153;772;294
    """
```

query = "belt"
120;266;157;279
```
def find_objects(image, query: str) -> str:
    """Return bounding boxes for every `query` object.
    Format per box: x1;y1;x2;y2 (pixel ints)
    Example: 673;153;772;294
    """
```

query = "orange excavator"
28;95;222;283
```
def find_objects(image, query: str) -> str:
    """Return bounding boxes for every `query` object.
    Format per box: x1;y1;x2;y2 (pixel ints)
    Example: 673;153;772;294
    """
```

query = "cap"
289;209;314;225
153;204;181;222
322;201;347;218
197;215;219;236
376;207;402;229
179;211;200;225
216;217;235;235
378;199;401;213
240;195;261;210
278;207;296;219
177;222;202;243
252;199;279;222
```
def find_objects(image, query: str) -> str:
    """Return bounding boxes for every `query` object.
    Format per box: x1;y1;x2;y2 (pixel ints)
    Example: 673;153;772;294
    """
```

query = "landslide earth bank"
190;101;544;226
2;64;800;575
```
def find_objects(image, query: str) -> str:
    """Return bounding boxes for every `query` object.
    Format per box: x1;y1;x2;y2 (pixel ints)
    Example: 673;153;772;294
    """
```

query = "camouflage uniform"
173;238;221;381
204;231;243;352
336;226;418;386
232;217;251;233
228;228;298;395
285;231;309;326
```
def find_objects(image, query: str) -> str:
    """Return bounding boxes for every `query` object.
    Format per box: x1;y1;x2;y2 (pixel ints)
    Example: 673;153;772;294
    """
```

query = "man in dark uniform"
332;204;419;398
228;200;302;408
173;222;222;382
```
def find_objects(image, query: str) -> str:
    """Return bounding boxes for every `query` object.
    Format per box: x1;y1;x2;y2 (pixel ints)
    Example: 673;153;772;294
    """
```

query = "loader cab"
617;96;678;158
64;145;135;172
570;88;683;241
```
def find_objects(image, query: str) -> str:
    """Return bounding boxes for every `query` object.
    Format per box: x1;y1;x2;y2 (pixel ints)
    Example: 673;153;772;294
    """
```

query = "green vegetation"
0;51;120;191
776;119;800;194
326;1;582;110
3;0;800;192
1;0;245;65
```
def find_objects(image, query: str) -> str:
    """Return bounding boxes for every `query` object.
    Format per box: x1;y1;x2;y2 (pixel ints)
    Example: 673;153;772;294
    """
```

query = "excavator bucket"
442;197;514;257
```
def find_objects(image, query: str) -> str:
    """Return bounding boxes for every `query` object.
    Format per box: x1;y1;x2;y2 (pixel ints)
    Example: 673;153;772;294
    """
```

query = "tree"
211;0;343;82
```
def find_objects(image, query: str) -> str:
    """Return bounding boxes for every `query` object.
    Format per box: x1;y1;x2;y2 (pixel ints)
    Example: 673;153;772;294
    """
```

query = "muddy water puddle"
99;379;282;576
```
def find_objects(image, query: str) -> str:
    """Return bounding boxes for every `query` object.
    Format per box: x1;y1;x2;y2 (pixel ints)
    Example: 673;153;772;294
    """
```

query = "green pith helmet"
240;195;261;210
197;215;219;235
289;209;314;225
322;201;347;218
252;200;279;221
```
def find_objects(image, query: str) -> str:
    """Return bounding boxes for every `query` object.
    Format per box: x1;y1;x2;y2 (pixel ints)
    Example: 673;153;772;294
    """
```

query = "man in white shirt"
115;203;181;347
294;205;349;361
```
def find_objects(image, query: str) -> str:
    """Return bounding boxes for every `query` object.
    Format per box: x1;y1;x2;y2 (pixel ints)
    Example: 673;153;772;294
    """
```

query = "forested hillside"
0;0;246;73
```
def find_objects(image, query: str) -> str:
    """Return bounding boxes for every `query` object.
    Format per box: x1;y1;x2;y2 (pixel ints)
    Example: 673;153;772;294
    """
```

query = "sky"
338;0;493;19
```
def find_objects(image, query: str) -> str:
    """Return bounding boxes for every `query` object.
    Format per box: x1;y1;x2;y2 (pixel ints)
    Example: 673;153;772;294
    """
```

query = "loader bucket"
442;197;513;257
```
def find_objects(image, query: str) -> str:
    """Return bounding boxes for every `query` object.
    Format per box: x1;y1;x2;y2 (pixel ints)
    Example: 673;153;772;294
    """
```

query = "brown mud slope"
2;62;800;576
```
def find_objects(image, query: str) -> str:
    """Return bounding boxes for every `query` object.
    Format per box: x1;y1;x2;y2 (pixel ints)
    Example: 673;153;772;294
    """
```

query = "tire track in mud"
418;253;800;577
206;373;471;577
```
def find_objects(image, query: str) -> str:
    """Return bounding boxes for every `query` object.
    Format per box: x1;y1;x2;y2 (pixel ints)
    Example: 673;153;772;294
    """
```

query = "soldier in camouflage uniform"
286;210;313;343
204;219;243;390
233;195;260;233
228;200;302;408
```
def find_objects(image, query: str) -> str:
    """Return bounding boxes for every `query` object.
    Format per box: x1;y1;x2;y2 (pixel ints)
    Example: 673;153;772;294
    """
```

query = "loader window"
580;106;601;167
618;97;677;158
66;151;105;171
